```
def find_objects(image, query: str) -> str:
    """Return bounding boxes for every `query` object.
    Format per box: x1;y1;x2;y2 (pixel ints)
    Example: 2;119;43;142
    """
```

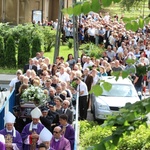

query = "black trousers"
79;95;88;120
89;36;95;44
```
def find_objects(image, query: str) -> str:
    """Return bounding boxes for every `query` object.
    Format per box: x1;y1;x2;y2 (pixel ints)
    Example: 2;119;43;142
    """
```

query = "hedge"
79;120;150;150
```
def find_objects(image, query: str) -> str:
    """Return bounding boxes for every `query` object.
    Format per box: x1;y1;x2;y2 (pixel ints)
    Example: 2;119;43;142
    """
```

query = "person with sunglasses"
50;126;71;150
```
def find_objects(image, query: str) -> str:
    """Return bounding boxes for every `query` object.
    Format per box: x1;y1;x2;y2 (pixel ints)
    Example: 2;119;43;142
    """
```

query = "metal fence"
0;90;15;129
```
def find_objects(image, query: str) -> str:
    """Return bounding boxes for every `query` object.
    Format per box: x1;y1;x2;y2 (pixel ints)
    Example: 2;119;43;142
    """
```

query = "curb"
0;74;16;85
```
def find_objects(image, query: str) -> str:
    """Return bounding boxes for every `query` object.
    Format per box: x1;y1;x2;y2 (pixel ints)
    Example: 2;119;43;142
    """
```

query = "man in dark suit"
82;68;93;110
23;58;37;74
15;75;24;94
40;107;53;132
57;100;73;124
104;25;112;48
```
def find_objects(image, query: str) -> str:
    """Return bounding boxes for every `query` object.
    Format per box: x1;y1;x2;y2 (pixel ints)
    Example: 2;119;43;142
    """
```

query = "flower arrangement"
21;85;47;105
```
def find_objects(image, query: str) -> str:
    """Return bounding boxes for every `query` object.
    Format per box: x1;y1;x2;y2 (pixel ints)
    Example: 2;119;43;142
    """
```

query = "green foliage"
68;39;74;49
117;125;150;150
18;36;30;68
5;36;16;68
102;0;112;7
0;36;5;67
81;43;104;59
79;120;113;149
70;81;78;89
120;0;148;11
62;0;101;15
0;23;57;68
80;121;150;150
11;24;42;44
0;23;11;42
88;96;150;150
31;36;41;57
90;80;112;96
0;68;16;74
42;27;56;52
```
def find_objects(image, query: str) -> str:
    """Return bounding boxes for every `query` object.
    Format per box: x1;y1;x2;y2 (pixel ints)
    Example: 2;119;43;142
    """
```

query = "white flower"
21;85;46;104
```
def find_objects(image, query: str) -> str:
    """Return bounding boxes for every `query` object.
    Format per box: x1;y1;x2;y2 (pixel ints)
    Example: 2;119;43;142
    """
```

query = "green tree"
31;36;41;57
5;36;16;68
42;26;56;52
120;0;150;11
0;36;5;67
18;36;30;68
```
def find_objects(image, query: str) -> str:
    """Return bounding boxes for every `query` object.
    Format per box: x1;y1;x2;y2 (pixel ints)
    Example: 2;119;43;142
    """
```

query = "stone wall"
0;0;71;25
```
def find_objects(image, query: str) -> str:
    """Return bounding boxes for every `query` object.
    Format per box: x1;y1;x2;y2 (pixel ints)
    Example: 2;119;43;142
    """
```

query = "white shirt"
92;75;99;86
145;50;150;58
88;28;96;36
77;81;88;96
117;46;124;53
82;61;94;71
56;72;70;82
9;77;19;89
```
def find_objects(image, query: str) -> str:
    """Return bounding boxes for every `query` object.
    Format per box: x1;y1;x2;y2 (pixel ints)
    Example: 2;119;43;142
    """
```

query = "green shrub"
0;36;5;67
18;36;30;68
0;23;11;42
79;121;113;149
79;121;150;150
42;26;56;52
68;39;74;49
5;36;16;68
80;43;104;58
89;45;104;59
117;125;150;150
31;36;41;57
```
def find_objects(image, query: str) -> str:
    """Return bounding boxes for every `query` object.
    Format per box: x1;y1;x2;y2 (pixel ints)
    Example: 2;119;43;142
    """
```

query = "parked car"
91;76;140;121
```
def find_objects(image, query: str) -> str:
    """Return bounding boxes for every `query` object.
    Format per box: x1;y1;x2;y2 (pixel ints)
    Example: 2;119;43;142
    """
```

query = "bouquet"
21;85;47;105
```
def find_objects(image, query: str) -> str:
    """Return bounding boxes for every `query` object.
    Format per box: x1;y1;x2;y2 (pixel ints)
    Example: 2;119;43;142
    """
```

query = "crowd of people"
0;11;150;150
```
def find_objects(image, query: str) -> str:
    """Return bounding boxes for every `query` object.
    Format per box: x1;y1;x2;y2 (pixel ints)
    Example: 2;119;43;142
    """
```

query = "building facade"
0;0;72;25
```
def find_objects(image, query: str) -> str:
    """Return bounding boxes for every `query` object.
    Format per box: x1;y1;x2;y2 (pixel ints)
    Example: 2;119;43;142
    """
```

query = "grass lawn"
45;45;75;63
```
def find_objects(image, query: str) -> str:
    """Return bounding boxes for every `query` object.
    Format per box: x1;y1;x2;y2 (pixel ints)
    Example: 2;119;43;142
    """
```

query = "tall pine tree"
31;36;41;58
18;36;30;68
0;36;5;67
5;36;16;68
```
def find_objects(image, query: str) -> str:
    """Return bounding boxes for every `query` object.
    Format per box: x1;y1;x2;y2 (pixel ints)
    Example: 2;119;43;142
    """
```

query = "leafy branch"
89;96;150;150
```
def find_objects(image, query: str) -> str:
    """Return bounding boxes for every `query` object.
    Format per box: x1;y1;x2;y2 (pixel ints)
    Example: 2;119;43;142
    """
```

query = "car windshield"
102;84;137;97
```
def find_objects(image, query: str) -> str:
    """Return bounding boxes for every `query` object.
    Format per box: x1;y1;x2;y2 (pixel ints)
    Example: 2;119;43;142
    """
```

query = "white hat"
39;127;52;142
30;107;42;118
4;111;16;124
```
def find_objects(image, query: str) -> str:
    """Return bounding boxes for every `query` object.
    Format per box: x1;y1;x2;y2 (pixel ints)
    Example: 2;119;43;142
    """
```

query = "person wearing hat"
47;101;60;132
0;134;5;150
13;105;31;133
39;127;53;150
40;107;53;132
21;107;44;150
50;126;71;150
0;111;23;150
